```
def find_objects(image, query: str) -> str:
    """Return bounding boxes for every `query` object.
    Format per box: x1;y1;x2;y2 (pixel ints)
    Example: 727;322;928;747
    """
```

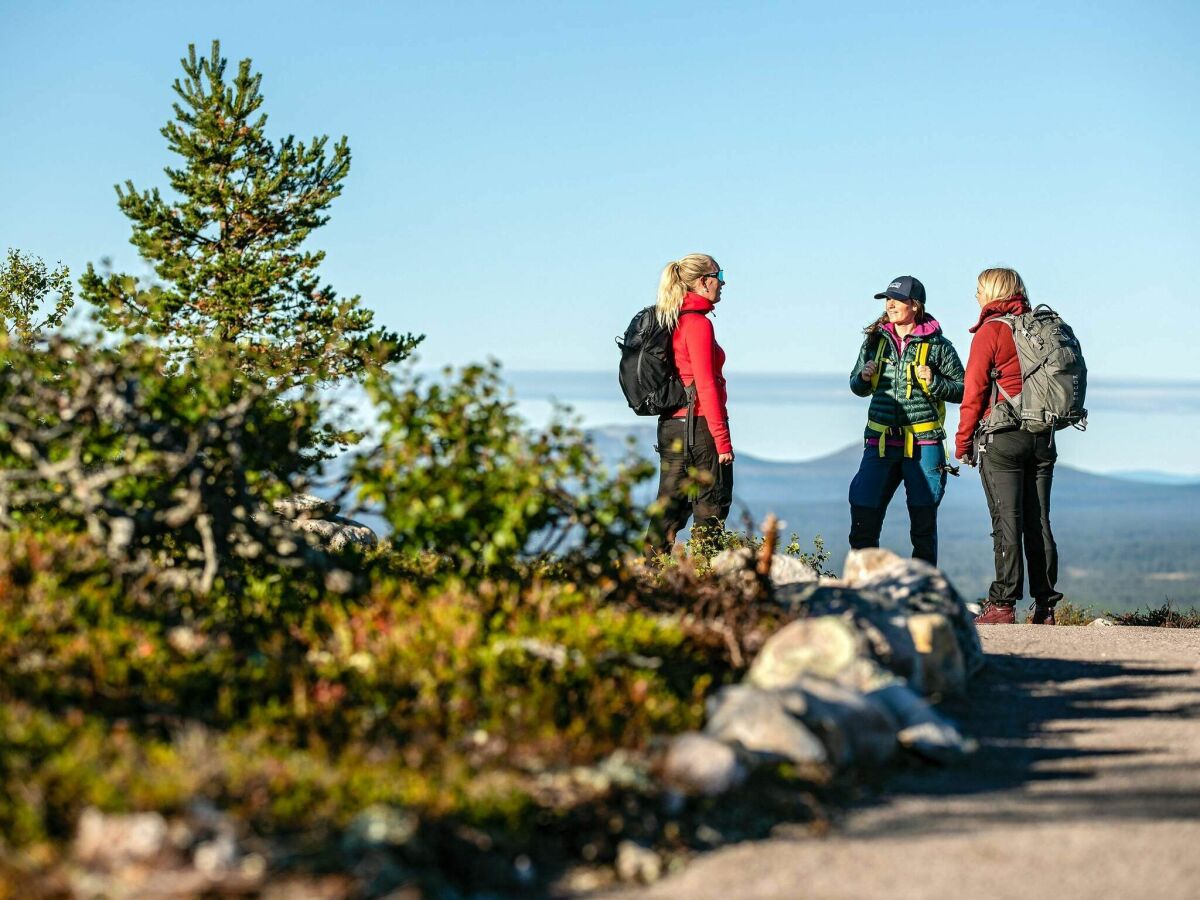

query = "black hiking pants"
646;416;733;553
979;429;1064;608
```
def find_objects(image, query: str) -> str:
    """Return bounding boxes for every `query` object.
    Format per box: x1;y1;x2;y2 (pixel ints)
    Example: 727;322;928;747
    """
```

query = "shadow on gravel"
850;653;1200;832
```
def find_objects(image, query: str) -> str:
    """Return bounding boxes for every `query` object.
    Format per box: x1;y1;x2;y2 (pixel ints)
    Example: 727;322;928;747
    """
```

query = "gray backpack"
982;304;1088;435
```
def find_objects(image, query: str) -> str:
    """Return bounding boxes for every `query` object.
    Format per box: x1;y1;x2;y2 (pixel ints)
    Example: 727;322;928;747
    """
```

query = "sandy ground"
602;625;1200;900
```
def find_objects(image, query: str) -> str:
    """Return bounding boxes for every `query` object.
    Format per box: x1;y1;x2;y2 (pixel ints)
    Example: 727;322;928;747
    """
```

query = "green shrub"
349;362;654;580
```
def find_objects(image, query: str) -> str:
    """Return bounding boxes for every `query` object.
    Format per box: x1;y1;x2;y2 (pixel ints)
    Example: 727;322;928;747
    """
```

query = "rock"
704;684;828;766
710;547;755;577
616;840;662;884
1091;617;1116;627
766;553;820;587
840;549;985;678
273;493;340;520
791;676;898;767
749;615;870;688
74;808;169;868
661;732;746;796
866;682;975;763
907;613;967;697
295;515;377;551
768;583;926;688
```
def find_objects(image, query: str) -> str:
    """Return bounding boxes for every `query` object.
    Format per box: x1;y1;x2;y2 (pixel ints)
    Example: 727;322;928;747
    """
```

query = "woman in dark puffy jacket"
645;253;732;554
848;275;964;565
956;267;1063;625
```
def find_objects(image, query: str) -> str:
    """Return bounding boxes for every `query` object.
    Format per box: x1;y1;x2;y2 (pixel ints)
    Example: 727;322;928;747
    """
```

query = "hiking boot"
975;602;1017;624
1030;602;1056;625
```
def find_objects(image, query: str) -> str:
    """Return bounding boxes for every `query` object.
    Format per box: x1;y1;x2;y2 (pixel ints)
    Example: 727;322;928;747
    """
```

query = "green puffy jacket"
848;318;965;444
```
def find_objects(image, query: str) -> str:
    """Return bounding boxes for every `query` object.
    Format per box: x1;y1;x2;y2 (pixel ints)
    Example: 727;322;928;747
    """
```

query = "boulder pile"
663;547;982;794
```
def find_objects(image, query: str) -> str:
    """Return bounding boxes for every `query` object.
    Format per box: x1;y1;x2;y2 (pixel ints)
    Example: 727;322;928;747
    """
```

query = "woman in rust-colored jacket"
957;267;1063;625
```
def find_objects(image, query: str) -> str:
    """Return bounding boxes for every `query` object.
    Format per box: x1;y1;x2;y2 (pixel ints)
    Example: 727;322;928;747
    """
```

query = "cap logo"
889;281;903;290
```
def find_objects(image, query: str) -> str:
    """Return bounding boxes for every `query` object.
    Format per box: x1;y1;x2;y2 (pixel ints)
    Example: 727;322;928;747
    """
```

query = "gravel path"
604;625;1200;900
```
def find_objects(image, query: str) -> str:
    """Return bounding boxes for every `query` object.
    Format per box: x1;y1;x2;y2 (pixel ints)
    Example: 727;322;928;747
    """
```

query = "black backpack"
616;307;702;416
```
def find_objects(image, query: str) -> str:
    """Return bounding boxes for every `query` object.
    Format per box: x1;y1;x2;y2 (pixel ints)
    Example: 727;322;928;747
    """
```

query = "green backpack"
982;304;1088;435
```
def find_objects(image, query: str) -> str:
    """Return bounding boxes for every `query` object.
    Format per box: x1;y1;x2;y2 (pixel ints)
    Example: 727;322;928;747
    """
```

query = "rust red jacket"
670;292;731;454
954;297;1030;459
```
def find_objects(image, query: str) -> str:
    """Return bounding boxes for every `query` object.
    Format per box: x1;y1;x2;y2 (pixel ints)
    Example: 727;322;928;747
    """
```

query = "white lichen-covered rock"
272;492;340;520
710;549;818;594
75;808;169;868
1090;617;1116;627
295;515;377;551
748;615;870;688
907;613;967;697
704;684;828;766
790;676;898;767
661;732;746;796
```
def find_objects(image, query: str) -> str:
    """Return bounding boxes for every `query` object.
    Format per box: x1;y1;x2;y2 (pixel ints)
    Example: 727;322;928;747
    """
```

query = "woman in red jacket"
646;253;733;553
956;267;1063;625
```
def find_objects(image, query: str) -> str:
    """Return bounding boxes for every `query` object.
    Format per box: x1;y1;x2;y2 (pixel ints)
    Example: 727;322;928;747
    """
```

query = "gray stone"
661;732;746;796
866;682;975;762
1091;617;1116;627
704;684;827;766
295;515;377;551
792;676;898;767
74;808;168;868
616;840;663;884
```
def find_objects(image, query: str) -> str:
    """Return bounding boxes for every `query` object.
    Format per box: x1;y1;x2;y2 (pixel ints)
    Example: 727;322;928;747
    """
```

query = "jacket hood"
969;297;1030;333
681;291;715;314
882;316;943;343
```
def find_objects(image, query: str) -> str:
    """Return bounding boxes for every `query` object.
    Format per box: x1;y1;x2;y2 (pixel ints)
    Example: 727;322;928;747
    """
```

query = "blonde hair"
977;267;1028;305
655;253;717;328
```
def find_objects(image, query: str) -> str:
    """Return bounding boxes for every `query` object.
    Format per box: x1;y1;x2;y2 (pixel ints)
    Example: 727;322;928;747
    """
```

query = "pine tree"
81;41;420;385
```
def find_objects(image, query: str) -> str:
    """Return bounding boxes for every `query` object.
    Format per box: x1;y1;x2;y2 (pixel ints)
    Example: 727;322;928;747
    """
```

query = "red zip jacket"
955;297;1031;459
671;292;731;454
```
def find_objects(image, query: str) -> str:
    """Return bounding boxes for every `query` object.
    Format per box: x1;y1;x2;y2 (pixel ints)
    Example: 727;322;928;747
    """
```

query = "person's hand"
915;365;933;383
860;360;878;382
718;451;734;464
958;455;976;468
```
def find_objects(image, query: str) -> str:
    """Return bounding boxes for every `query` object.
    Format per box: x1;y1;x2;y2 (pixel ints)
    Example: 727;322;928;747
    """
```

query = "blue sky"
2;1;1197;378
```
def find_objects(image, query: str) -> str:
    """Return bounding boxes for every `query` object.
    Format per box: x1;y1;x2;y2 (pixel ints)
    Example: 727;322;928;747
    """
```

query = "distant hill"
591;425;1200;611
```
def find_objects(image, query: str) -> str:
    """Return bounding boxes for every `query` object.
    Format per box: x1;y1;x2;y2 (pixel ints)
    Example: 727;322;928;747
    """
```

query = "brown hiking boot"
1030;602;1056;625
976;602;1017;624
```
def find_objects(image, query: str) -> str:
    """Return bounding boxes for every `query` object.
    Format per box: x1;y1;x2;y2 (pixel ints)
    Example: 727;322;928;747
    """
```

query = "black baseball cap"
874;275;926;305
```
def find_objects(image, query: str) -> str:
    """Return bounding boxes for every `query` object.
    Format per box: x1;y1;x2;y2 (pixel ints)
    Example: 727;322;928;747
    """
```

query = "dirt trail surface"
604;625;1200;900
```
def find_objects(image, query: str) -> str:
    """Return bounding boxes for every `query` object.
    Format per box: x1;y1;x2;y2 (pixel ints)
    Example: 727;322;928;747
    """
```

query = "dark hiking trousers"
646;416;733;553
979;429;1064;608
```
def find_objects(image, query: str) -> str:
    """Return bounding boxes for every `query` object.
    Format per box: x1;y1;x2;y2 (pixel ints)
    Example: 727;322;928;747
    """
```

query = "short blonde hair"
655;253;717;328
977;267;1027;305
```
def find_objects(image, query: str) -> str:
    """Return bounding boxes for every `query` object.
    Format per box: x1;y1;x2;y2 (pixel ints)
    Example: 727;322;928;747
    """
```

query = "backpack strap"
869;337;887;392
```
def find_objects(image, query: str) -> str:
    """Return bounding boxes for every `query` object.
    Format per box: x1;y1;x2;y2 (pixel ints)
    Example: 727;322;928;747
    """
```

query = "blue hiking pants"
848;442;947;564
